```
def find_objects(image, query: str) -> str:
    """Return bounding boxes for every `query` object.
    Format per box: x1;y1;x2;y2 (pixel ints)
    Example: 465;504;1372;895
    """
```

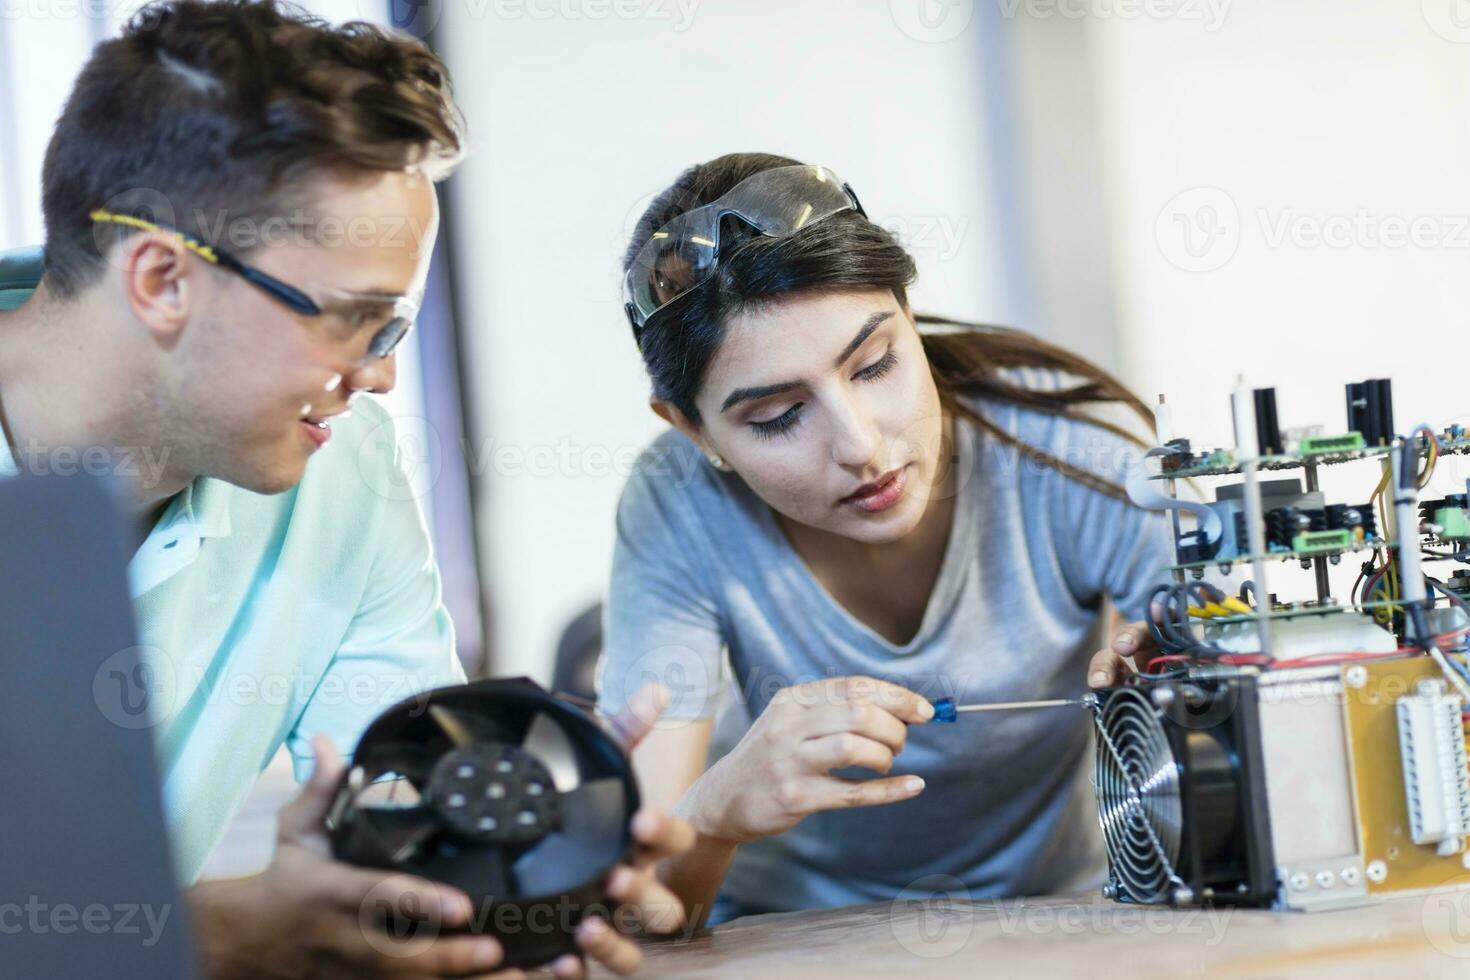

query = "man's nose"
345;351;398;395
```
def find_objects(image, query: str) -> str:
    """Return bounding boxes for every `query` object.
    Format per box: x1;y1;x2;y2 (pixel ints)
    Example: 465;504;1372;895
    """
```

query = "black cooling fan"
327;677;640;968
1092;677;1276;908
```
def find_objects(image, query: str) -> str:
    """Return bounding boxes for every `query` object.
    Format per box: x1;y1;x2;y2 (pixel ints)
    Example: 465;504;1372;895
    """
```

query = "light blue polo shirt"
1;396;466;883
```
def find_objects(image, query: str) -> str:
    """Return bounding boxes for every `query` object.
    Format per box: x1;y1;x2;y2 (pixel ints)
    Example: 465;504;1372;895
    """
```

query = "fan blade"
511;777;630;896
420;844;512;903
522;712;579;792
354;805;440;863
429;704;521;747
512;831;610;897
429;705;477;747
366;741;440;786
558;777;629;849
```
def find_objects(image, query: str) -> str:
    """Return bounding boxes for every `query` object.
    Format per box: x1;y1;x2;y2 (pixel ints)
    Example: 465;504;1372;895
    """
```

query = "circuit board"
1341;657;1470;896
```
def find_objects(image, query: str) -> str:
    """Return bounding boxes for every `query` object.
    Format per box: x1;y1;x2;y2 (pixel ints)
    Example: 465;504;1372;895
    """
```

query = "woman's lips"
842;465;908;514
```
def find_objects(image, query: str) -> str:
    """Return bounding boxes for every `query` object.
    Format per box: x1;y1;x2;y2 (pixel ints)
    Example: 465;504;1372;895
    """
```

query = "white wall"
1087;0;1470;450
1054;0;1470;598
439;0;1016;679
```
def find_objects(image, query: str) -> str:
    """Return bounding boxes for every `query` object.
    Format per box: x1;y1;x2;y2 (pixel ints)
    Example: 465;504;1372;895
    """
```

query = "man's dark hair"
40;0;465;296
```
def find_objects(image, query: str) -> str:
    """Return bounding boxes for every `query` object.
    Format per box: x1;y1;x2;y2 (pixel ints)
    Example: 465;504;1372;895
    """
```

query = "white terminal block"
1397;679;1470;856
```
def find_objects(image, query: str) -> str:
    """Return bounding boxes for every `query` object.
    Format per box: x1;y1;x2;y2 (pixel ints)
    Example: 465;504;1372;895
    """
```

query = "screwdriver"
928;696;1091;723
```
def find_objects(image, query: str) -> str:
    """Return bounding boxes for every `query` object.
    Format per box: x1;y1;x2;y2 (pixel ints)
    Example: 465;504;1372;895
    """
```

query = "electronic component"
1421;494;1470;542
1397;678;1470;855
1346;378;1394;447
328;678;639;968
1254;387;1283;456
1107;377;1470;913
1300;432;1367;455
1093;679;1276;907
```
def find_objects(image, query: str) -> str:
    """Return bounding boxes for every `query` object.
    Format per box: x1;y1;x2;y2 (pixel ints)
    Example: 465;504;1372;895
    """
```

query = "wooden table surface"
597;891;1470;979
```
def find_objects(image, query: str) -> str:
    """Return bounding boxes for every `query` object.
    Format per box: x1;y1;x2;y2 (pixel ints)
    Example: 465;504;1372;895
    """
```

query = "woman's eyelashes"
855;348;898;381
750;403;803;440
746;348;899;439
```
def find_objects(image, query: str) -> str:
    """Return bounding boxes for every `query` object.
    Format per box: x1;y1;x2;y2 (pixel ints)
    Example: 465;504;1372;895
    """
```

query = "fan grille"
1093;687;1184;904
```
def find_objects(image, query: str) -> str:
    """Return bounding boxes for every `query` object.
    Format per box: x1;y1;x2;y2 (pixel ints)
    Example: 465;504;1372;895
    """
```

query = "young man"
0;2;690;976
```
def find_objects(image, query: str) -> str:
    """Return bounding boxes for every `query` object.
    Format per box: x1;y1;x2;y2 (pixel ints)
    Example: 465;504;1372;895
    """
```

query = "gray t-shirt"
597;375;1170;917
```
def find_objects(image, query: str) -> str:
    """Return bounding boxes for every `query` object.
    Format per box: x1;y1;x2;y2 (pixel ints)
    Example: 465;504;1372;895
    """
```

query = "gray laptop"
0;472;197;978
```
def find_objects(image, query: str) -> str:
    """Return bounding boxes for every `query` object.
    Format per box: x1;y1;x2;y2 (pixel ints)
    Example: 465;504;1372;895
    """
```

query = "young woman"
596;153;1172;925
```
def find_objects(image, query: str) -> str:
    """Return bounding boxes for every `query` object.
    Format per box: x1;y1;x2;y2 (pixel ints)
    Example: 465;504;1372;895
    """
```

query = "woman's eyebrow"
721;381;800;415
833;310;895;367
719;310;897;415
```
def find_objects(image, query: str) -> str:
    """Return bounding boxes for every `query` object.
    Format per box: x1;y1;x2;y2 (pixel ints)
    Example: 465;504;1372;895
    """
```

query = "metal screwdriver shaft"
929;697;1088;723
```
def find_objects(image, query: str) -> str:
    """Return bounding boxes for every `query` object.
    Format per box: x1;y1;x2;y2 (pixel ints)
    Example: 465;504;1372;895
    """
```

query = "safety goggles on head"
622;164;866;342
89;209;419;359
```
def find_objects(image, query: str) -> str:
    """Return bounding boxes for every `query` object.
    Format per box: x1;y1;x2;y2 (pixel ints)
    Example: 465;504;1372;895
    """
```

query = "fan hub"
426;743;560;845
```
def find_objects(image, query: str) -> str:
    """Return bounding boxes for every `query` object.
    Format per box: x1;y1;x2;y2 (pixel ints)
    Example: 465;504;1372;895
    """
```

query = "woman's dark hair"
623;152;1153;501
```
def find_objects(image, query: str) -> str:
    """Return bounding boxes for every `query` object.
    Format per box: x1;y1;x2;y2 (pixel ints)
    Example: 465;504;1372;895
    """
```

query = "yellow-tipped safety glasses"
90;208;418;358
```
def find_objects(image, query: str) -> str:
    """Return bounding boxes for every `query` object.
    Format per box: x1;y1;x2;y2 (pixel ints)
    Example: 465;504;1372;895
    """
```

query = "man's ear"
118;232;195;349
651;398;707;450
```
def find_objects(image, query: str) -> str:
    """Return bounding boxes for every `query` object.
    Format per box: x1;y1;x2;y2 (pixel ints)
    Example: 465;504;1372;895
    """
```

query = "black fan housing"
328;677;640;969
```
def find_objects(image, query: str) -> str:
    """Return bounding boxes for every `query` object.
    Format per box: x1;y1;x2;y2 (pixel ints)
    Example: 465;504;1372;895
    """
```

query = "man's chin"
215;456;309;496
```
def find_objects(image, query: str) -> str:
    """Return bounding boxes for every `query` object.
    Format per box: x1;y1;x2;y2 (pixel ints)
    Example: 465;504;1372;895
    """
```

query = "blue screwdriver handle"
929;697;958;723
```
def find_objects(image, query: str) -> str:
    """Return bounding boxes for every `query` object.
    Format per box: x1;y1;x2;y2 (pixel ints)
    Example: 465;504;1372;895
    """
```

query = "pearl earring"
707;453;730;471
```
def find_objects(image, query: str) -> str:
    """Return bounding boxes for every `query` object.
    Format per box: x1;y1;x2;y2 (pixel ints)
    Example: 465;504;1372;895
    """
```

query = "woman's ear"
653;399;733;472
650;398;703;446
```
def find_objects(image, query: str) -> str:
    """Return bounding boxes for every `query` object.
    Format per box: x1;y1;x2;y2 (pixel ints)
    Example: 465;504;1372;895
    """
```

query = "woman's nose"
828;395;881;469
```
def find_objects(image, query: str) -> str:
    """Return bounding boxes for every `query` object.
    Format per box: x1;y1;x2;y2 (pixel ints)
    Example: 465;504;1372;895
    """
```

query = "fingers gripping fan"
327;678;640;968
